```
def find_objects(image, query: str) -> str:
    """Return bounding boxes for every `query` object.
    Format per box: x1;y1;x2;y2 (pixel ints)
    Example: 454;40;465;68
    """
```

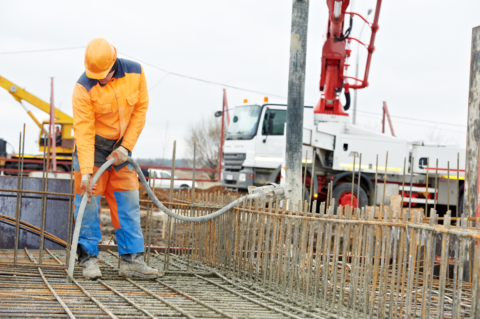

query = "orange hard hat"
84;38;117;79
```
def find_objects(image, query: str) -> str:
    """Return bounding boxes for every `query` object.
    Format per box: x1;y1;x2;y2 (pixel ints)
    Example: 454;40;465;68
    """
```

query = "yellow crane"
0;76;73;172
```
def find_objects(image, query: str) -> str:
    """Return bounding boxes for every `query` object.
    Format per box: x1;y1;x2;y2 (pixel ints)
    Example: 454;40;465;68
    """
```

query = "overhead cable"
357;110;466;128
118;51;289;99
0;46;85;55
0;45;467;130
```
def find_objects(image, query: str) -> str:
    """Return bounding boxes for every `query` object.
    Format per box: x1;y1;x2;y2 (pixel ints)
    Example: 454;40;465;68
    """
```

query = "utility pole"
466;26;480;228
285;0;309;210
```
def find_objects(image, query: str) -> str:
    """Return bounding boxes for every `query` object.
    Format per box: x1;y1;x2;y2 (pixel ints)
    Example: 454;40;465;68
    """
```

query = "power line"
0;46;468;131
357;110;465;128
0;46;85;55
118;51;289;99
356;113;466;134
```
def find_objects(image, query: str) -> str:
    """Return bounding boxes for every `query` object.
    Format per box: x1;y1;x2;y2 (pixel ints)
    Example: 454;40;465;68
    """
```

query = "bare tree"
185;117;226;179
425;127;460;145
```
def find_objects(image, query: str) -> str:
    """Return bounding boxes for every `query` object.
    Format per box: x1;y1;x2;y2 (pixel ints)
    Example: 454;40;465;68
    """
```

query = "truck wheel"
332;183;368;210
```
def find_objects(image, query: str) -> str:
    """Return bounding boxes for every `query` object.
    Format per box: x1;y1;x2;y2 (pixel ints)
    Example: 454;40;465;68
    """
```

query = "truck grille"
223;153;246;172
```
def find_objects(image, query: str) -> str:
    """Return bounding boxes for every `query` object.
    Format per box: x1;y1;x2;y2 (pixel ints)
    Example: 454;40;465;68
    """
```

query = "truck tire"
332;183;368;210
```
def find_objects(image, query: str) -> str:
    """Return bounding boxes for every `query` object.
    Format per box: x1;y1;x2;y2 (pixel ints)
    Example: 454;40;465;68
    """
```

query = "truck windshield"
226;105;261;140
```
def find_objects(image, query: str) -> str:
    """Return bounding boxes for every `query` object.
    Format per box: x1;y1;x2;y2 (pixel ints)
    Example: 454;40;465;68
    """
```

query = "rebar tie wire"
67;157;285;282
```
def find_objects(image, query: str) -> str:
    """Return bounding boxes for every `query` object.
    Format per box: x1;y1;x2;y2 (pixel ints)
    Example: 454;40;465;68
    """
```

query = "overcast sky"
0;1;479;159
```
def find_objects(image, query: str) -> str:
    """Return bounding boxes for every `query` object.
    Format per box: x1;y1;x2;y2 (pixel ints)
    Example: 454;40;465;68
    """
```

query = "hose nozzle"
248;183;285;200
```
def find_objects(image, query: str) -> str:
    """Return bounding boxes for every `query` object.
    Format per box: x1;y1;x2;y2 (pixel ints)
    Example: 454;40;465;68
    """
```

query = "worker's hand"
80;174;97;202
107;146;129;166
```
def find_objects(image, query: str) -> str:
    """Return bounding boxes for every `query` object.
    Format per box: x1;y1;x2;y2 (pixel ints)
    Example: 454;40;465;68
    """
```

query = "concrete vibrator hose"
67;157;285;282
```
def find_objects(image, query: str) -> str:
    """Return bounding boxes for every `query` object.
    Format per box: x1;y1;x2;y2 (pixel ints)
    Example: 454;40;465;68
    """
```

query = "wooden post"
465;26;480;228
285;0;310;210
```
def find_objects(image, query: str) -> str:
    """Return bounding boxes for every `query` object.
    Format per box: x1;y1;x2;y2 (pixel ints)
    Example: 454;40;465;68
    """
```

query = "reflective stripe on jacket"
72;58;149;175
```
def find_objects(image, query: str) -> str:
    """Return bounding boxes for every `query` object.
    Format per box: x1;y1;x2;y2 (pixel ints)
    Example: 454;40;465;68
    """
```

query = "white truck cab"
222;103;312;190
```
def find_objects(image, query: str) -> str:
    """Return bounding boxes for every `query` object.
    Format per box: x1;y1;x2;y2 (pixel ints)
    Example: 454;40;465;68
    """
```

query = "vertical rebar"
351;153;356;208
437;212;451;319
309;148;316;210
146;169;156;265
373;154;379;210
39;127;51;265
408;157;415;220
456;153;460;218
165;140;176;270
401;157;406;210
434;158;438;210
302;151;308;210
13;128;24;265
447;161;450;212
356;153;362;208
189;141;196;272
66;153;75;269
425;158;429;216
326;181;331;209
380;151;389;218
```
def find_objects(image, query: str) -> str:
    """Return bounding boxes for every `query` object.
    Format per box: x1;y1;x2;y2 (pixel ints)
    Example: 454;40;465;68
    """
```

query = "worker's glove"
80;174;97;202
107;146;129;166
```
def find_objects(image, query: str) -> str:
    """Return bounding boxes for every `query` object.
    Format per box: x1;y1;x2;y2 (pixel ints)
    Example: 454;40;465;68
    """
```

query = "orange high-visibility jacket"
72;58;149;175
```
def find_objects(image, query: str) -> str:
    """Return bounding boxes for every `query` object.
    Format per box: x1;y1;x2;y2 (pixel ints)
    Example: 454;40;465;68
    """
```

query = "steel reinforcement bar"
162;191;480;319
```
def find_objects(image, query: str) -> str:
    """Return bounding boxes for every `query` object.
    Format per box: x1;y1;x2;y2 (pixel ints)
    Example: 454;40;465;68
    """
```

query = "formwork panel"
0;176;72;250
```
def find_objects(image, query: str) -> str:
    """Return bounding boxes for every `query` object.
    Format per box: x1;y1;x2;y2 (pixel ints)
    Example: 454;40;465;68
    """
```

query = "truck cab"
222;102;313;191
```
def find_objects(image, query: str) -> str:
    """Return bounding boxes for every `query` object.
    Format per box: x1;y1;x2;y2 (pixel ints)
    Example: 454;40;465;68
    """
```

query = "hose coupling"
248;183;285;200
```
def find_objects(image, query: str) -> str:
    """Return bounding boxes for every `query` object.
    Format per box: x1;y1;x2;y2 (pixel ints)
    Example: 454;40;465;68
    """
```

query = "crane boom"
0;76;74;155
0;76;72;122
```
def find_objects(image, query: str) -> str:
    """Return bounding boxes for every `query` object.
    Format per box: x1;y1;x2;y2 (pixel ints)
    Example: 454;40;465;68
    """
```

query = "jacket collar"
98;58;126;87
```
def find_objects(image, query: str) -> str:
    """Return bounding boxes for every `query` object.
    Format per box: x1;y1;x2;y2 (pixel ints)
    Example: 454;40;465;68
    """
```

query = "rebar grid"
162;191;479;319
1;129;478;318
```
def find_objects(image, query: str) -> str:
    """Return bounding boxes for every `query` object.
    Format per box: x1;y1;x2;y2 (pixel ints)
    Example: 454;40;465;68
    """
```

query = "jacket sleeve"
72;83;95;175
121;66;149;151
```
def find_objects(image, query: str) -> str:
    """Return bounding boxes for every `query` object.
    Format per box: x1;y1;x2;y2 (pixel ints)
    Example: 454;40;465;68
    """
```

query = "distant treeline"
135;158;192;168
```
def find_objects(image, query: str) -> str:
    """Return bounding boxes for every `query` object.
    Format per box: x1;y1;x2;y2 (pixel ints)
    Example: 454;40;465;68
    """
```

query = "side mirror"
233;116;238;123
214;111;222;117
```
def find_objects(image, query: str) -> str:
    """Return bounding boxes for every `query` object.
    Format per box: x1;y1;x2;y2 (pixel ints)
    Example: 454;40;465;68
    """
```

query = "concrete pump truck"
220;0;465;214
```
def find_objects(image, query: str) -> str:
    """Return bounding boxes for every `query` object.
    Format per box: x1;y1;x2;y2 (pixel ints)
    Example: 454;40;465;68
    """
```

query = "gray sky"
0;0;478;159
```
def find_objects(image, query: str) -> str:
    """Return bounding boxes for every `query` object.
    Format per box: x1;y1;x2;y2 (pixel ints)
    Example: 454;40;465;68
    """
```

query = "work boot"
119;253;164;279
77;245;102;280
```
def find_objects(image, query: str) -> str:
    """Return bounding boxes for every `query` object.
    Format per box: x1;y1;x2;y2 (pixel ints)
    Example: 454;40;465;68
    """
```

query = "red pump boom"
314;0;383;116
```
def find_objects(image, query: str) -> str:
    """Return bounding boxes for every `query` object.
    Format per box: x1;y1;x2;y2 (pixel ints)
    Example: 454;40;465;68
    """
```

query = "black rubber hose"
343;91;351;111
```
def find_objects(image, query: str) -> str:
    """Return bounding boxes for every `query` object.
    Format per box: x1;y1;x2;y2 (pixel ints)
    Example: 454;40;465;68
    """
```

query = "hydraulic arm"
315;0;383;116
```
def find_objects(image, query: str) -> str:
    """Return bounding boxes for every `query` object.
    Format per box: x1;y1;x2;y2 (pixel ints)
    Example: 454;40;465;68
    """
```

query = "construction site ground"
0;249;319;319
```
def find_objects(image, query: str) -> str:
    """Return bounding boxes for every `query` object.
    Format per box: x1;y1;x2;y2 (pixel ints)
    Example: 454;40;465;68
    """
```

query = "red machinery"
314;0;383;115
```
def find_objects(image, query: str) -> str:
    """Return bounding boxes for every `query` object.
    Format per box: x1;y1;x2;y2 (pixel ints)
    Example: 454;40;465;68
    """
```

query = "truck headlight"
239;173;246;182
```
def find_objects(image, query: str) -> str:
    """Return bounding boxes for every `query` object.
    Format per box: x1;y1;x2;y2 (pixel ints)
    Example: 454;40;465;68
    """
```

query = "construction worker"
72;38;161;280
